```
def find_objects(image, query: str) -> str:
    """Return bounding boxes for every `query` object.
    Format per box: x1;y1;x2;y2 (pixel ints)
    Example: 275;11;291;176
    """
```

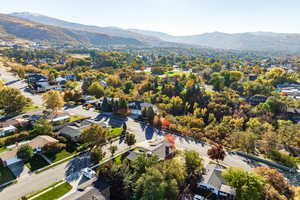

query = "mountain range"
1;12;300;53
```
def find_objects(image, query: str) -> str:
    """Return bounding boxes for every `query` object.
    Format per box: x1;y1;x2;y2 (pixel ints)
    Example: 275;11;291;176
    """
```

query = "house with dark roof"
59;119;94;141
286;107;300;123
195;164;235;200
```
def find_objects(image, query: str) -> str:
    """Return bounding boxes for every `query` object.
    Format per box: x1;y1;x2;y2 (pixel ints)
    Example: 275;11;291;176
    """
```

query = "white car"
81;168;96;179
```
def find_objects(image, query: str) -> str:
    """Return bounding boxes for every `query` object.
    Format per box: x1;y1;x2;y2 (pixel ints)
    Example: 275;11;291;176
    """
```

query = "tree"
101;97;111;112
131;153;160;176
88;81;105;98
125;133;136;146
207;145;226;163
17;68;25;79
33;118;53;135
230;131;256;154
184;150;203;176
17;144;34;162
43;143;66;154
109;145;118;156
42;90;65;113
65;81;79;90
254;166;294;200
0;87;31;114
81;124;108;149
222;167;266;200
122;122;127;135
134;160;186;200
91;148;105;163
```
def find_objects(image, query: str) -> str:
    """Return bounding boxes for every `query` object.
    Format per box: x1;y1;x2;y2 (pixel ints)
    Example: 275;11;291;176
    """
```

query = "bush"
43;143;66;154
55;135;68;143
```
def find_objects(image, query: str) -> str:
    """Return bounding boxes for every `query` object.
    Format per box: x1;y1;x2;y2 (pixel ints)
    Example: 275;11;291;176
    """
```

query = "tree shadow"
64;153;91;182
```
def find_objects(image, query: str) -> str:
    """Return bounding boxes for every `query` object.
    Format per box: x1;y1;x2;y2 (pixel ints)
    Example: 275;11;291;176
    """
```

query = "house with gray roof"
196;164;235;200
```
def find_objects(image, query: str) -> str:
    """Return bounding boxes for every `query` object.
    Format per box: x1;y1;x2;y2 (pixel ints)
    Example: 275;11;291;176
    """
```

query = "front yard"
0;166;16;185
25;154;49;171
108;127;123;139
45;149;76;163
32;182;72;200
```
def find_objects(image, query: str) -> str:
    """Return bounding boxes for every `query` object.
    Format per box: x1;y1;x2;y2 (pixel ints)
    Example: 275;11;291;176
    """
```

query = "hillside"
0;14;145;47
9;12;167;46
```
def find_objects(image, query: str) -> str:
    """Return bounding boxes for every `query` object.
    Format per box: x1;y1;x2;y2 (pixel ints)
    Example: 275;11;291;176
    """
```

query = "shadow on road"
65;153;91;182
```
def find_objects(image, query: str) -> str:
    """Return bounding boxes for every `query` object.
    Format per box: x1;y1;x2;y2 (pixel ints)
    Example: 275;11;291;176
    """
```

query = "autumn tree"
81;124;108;149
42;90;65;113
207;145;226;163
0;87;31;114
88;81;105;98
254;166;294;200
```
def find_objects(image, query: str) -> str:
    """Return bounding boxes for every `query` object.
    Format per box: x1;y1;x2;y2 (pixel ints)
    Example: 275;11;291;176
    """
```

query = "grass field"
25;180;64;199
0;147;7;153
45;149;76;163
32;182;72;200
109;127;123;139
69;115;87;122
0;166;16;185
25;154;49;171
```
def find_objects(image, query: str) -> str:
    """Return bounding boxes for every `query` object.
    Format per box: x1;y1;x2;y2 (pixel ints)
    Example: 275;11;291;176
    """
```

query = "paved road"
0;65;43;106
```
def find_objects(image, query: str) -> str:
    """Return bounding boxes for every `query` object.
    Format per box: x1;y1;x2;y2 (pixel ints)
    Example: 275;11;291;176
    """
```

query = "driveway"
7;162;31;179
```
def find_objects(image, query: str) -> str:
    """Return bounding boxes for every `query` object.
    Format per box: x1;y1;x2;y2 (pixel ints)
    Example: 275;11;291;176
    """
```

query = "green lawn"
0;166;16;185
26;180;64;199
0;147;7;153
22;104;40;113
109;128;123;139
69;115;87;122
32;182;72;200
25;154;49;171
45;149;76;163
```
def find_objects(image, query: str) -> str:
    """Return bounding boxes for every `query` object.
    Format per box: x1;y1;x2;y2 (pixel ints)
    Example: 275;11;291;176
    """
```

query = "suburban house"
286;107;300;123
277;83;300;99
128;101;158;119
0;118;28;135
0;135;58;167
0;125;16;137
59;119;94;141
248;95;267;106
127;137;176;161
195;164;235;200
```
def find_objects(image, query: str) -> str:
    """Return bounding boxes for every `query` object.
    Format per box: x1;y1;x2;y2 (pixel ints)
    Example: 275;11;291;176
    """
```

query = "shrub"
268;150;298;168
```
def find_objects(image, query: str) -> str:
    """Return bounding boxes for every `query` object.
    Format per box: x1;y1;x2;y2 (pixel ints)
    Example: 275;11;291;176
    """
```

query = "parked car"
81;167;96;179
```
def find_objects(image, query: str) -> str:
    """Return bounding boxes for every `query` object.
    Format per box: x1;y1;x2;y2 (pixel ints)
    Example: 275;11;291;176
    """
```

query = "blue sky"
1;0;299;35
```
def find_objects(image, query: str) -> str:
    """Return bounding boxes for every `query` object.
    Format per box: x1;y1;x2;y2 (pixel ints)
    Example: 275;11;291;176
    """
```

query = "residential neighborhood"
0;5;300;199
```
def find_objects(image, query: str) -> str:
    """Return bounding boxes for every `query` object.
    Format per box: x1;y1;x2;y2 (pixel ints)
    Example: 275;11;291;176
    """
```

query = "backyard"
0;166;16;185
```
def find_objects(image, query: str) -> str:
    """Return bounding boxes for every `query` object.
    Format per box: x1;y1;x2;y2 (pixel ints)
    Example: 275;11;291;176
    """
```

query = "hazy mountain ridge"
0;13;146;46
129;29;300;52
